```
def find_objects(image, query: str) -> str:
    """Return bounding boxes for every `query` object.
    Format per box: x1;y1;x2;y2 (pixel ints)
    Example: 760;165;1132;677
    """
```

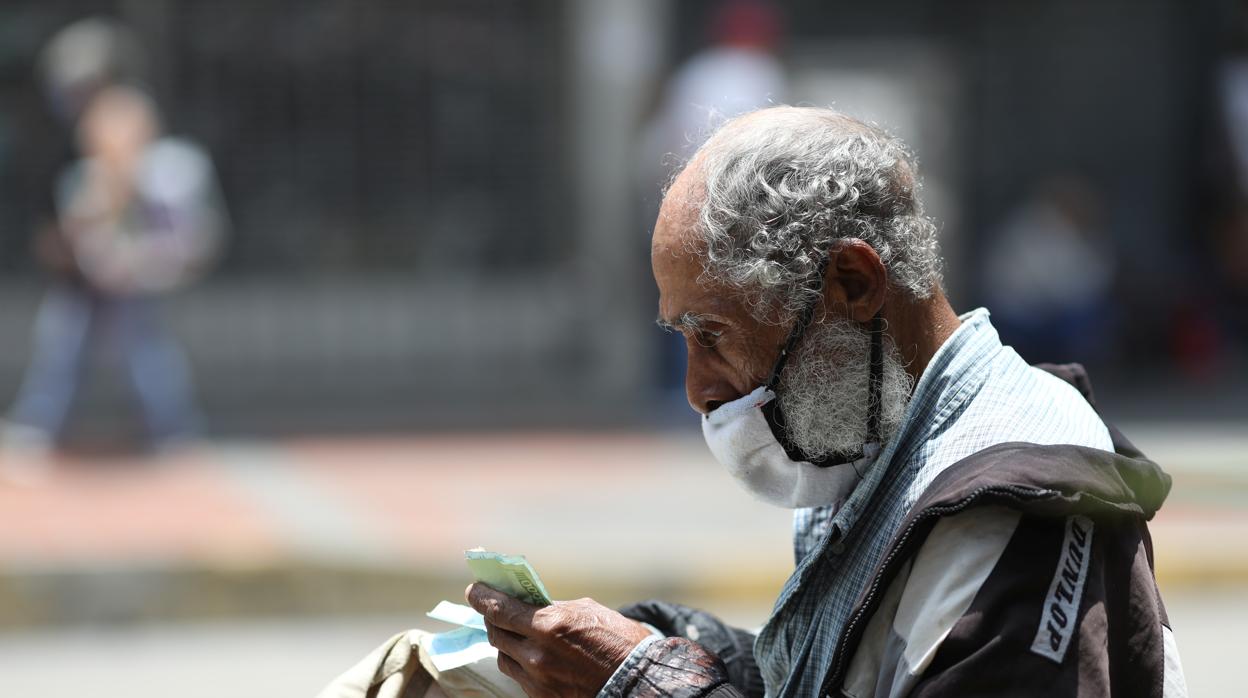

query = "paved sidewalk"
0;432;794;627
0;588;1242;698
0;426;1244;628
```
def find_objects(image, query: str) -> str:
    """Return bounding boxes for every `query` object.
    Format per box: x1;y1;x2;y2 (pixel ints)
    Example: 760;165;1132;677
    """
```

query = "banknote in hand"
464;548;553;607
423;549;553;672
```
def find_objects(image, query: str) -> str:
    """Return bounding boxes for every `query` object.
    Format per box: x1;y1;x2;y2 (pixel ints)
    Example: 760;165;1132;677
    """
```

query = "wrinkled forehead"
651;160;707;257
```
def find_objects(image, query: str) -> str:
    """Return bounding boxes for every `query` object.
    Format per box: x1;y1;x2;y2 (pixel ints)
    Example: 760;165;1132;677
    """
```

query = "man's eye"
694;329;723;348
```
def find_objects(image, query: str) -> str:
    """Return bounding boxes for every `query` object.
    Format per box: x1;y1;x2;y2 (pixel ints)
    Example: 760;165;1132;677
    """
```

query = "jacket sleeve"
596;600;764;698
597;637;745;698
859;508;1180;698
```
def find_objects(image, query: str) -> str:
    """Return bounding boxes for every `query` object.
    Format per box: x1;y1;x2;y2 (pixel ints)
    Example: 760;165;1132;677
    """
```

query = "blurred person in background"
639;0;787;169
1;76;226;466
639;0;787;409
1194;43;1248;376
328;107;1186;697
981;176;1117;365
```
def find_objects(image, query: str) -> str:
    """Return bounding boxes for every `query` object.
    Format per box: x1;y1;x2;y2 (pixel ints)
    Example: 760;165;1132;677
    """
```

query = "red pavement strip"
0;434;1244;588
284;434;672;557
0;434;696;570
0;450;280;565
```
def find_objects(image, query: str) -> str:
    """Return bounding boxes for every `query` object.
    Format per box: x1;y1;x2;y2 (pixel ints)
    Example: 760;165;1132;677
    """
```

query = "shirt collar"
824;307;1002;537
897;307;1001;449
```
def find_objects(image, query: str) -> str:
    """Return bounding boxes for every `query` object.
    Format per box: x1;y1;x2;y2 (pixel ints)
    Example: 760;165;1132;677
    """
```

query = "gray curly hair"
683;106;943;324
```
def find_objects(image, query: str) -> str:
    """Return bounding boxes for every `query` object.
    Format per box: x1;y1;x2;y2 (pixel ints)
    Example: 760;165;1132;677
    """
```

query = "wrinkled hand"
466;583;653;697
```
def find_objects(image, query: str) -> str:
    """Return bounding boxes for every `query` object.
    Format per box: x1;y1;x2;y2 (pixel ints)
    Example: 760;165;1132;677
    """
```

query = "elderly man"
327;106;1185;698
461;107;1185;697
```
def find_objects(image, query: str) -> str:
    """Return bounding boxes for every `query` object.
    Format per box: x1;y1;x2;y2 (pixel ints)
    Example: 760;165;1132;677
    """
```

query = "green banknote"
465;548;553;607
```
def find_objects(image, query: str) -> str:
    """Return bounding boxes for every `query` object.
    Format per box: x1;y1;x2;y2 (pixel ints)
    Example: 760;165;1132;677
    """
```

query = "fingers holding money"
466;583;538;633
483;618;526;658
466;584;655;697
465;584;545;694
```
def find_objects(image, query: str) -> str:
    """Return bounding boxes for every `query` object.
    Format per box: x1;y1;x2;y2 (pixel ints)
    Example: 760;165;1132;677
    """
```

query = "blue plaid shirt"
756;308;1113;696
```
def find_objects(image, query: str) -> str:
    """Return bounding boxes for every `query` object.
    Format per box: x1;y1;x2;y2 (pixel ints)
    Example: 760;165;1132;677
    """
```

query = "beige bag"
318;630;527;698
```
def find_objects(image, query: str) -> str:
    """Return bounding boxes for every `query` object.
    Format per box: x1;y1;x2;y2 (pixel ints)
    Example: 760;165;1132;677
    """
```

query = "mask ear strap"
866;312;884;444
766;256;831;391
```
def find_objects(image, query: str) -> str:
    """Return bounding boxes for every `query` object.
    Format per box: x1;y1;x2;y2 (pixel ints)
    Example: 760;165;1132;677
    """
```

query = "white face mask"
701;385;880;509
699;297;886;509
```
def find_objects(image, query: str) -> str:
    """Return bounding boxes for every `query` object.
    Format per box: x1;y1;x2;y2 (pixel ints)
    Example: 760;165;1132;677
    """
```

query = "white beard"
775;318;914;459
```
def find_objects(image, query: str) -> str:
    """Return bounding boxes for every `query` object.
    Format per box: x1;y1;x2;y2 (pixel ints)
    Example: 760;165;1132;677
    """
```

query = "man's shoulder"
914;362;1167;522
944;358;1114;455
911;431;1171;525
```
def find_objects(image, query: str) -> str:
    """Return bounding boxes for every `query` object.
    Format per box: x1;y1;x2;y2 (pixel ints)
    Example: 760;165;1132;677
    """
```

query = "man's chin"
786;427;869;464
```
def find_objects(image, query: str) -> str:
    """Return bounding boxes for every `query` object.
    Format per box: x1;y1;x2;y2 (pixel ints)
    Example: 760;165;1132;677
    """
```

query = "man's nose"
685;349;743;415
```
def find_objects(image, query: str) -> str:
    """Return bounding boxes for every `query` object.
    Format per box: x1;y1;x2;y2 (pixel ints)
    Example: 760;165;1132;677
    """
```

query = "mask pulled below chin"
701;386;880;509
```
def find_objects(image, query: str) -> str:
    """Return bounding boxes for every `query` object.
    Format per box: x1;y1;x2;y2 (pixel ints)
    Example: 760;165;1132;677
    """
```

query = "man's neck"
882;289;961;388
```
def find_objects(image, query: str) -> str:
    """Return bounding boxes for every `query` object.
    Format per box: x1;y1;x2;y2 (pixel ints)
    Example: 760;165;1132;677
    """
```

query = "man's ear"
822;239;887;323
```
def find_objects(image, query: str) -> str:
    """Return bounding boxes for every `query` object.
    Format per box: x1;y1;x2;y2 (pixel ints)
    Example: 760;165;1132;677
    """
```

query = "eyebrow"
655;311;711;332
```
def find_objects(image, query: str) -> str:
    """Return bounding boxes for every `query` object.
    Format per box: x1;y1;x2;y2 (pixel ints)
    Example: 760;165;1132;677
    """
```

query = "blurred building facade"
0;0;1241;444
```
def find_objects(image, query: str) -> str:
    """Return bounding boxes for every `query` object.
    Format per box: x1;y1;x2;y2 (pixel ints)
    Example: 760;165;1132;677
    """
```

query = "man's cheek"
729;342;775;388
